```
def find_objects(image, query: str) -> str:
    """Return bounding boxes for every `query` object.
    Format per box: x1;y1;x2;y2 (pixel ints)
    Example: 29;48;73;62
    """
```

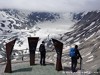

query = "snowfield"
0;10;75;60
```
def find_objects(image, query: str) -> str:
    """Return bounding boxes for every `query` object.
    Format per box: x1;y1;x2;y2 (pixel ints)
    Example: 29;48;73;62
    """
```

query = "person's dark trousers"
71;57;77;72
40;52;46;65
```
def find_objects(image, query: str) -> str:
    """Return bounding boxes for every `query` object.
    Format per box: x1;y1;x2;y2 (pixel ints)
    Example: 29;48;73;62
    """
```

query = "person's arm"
39;44;41;52
43;44;46;52
77;49;82;59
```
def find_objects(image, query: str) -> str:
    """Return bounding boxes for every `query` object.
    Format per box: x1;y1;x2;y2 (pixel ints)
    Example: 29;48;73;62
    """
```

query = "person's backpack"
69;48;76;57
39;44;45;52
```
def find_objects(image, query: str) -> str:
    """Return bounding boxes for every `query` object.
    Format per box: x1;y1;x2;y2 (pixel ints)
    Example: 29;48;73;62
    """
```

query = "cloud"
0;0;100;12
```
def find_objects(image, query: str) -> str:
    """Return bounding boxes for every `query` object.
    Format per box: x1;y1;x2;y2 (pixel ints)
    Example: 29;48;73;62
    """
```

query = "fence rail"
0;48;55;64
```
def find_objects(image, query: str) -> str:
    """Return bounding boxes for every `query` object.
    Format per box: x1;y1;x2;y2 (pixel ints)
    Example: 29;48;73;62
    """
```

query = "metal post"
52;39;63;71
28;37;39;65
4;39;16;73
22;50;24;61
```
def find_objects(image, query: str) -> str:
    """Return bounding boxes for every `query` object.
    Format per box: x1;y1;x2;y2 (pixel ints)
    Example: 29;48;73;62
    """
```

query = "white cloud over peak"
0;0;100;12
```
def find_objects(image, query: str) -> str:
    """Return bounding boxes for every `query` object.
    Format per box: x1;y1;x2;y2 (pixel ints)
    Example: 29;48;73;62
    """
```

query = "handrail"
0;49;55;64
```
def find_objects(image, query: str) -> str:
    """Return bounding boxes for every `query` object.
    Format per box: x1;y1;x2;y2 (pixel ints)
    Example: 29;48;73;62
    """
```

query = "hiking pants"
40;52;46;65
71;57;77;72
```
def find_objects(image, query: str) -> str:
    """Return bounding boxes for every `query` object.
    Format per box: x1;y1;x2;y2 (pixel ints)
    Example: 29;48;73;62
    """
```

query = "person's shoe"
72;70;77;72
40;63;42;66
43;64;46;66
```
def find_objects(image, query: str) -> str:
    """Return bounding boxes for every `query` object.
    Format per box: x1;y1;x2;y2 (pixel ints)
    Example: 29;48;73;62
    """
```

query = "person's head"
42;41;45;44
75;45;78;49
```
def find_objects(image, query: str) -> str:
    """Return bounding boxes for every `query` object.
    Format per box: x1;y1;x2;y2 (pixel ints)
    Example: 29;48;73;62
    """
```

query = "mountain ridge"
60;10;100;73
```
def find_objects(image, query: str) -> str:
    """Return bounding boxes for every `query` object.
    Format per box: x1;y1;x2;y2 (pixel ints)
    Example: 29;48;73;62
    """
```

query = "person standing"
39;41;46;66
70;45;82;72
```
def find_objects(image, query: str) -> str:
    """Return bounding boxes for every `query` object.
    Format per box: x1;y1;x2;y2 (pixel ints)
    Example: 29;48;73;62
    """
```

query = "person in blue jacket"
70;45;82;72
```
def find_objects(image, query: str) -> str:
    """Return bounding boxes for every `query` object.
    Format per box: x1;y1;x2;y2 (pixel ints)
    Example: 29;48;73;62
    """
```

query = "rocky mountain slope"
0;9;60;31
60;11;100;74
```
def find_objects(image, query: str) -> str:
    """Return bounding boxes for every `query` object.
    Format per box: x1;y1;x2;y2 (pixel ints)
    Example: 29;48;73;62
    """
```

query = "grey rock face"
61;11;100;73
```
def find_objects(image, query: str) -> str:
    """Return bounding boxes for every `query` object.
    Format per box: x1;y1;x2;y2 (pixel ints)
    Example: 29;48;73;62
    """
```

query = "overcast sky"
0;0;100;12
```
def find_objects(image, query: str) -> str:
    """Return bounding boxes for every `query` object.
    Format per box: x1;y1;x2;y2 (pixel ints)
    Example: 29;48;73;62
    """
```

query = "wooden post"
52;39;63;71
28;37;39;65
4;39;16;73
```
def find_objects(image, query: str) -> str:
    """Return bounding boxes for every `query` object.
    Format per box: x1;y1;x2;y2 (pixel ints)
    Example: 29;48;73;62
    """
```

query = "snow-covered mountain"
61;11;100;73
0;9;60;31
1;9;100;74
0;9;75;61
